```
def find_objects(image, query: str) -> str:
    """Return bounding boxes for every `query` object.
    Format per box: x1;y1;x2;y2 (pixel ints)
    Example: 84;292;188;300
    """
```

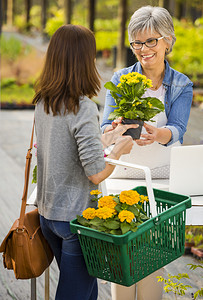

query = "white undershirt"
109;85;180;179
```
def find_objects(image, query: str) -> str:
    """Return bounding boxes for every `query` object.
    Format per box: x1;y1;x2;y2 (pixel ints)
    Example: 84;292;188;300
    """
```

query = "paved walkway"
0;109;203;300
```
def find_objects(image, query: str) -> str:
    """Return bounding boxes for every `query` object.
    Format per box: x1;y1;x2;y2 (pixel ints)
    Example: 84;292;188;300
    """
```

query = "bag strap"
19;119;35;227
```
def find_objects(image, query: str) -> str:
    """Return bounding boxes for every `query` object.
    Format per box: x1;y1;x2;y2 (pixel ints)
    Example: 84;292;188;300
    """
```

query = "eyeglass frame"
130;36;166;50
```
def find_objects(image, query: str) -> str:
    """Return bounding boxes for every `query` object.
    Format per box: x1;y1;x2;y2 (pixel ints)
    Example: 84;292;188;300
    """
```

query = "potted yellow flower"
104;72;165;139
76;189;149;235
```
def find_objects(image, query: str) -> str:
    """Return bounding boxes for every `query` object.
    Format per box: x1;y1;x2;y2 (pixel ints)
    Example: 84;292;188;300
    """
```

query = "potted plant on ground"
104;72;165;139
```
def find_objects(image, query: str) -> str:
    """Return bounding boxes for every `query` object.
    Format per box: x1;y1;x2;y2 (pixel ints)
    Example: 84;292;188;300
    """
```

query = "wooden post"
88;0;95;32
25;0;31;31
41;0;47;30
0;0;2;35
64;0;72;24
116;0;127;69
7;0;13;27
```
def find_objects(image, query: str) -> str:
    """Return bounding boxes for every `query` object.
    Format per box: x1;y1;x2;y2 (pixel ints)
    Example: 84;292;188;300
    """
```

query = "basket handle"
103;158;158;218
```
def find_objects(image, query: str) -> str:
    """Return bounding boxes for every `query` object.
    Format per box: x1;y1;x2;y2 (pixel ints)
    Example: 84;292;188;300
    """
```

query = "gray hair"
128;6;176;55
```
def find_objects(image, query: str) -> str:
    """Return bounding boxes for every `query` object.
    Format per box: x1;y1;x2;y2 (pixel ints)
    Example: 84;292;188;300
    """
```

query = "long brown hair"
32;24;101;115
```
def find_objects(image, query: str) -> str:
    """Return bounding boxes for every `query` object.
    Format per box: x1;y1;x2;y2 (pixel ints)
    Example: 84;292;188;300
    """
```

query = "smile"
141;54;155;59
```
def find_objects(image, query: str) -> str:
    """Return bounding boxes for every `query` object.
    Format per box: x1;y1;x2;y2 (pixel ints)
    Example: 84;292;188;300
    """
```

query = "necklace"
150;70;165;91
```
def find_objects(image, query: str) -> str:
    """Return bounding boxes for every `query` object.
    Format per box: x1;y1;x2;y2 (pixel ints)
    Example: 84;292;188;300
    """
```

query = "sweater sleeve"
68;99;106;177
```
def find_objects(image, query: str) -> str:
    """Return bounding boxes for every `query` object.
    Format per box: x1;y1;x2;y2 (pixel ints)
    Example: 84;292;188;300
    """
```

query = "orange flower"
120;190;140;205
98;196;117;209
118;210;135;223
83;208;96;220
96;207;115;219
140;195;149;203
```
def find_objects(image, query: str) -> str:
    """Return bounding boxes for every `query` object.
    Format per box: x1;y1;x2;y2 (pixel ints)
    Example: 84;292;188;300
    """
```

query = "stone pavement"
0;109;203;300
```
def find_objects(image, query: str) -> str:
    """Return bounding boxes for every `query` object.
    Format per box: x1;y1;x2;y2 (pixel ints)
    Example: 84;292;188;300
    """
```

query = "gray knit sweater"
35;97;106;221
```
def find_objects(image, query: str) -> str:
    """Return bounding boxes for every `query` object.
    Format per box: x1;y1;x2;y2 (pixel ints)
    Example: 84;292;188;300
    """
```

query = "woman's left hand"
136;123;158;146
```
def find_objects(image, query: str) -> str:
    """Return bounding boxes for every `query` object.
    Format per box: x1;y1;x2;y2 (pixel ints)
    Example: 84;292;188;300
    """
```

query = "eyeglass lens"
132;38;158;50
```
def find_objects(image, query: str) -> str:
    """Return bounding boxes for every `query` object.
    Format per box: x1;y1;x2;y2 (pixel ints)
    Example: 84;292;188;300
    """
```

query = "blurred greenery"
1;78;35;104
169;18;203;83
0;34;31;62
1;1;203;105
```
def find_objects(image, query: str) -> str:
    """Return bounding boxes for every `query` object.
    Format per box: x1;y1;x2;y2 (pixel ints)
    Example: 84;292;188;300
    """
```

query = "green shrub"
30;5;41;31
169;19;203;82
14;15;27;32
0;34;31;62
45;8;64;37
1;79;35;104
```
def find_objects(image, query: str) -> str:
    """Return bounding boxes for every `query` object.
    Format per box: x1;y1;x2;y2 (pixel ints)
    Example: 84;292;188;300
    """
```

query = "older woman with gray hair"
101;5;193;300
101;5;193;180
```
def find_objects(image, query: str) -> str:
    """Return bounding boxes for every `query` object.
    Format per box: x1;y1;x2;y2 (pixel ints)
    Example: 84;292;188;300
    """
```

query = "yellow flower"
98;196;117;209
147;102;152;108
117;83;122;88
90;189;102;196
140;195;149;203
96;207;115;219
83;208;97;220
120;190;140;205
118;210;135;223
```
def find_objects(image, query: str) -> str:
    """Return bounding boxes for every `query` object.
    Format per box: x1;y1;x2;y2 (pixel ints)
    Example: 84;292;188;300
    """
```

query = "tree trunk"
116;0;127;69
7;0;13;27
0;0;2;35
64;0;72;24
41;0;47;30
163;0;175;16
25;0;31;31
88;0;95;32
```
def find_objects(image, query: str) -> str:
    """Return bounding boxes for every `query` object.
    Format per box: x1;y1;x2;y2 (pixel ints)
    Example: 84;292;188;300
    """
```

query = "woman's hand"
136;123;172;146
103;117;123;133
88;135;133;185
101;121;139;148
111;135;134;157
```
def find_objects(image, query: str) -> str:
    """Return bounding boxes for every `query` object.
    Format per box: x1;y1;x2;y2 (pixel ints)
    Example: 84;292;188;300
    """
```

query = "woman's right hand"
101;120;138;148
110;135;134;158
104;117;123;133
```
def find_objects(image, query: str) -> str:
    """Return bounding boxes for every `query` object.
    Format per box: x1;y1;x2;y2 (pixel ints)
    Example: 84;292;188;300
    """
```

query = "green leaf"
140;213;150;220
104;220;120;229
108;110;121;120
104;81;121;94
32;165;37;184
89;217;104;226
128;206;139;216
76;215;90;227
110;229;122;235
120;222;131;234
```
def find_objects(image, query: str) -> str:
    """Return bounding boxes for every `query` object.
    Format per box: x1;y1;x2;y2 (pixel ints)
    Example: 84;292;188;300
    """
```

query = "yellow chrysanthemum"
117;83;122;88
98;196;117;209
90;189;102;196
118;210;135;223
96;207;115;219
120;190;140;205
147;102;152;108
140;195;149;203
83;208;97;220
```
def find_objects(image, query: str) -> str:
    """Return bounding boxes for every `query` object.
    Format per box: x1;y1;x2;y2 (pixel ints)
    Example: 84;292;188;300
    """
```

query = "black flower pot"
122;119;144;140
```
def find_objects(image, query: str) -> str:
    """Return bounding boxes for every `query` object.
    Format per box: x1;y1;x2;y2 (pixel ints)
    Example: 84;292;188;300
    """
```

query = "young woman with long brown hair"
33;24;135;300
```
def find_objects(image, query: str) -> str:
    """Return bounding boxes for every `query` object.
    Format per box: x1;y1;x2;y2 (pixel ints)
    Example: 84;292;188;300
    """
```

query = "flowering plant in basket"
104;72;165;139
77;189;150;235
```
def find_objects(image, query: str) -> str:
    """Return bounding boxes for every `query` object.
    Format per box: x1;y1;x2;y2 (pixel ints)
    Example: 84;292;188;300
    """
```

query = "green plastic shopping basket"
70;186;191;287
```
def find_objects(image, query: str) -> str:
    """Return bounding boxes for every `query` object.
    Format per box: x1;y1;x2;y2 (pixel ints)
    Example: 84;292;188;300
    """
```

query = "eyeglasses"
130;36;165;50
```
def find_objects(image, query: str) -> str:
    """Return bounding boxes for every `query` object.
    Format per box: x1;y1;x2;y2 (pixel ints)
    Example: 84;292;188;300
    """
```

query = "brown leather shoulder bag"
0;120;54;279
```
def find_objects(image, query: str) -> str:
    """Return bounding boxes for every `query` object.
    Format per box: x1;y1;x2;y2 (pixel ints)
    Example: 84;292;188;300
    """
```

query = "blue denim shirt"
101;60;193;146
